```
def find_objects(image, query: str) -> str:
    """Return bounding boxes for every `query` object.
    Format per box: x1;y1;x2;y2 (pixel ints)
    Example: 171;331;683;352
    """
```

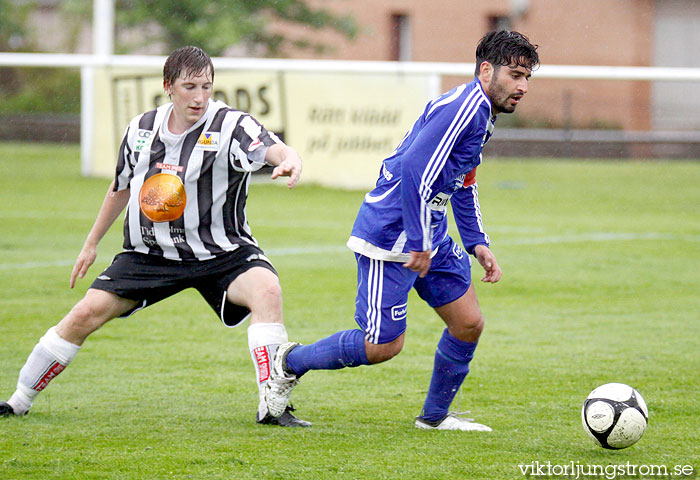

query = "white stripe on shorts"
365;258;384;344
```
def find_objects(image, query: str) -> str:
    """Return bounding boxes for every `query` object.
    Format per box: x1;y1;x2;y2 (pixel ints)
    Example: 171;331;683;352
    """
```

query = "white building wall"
652;0;700;129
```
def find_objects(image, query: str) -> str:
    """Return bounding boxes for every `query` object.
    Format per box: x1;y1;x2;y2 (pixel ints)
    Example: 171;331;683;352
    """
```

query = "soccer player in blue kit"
265;30;539;430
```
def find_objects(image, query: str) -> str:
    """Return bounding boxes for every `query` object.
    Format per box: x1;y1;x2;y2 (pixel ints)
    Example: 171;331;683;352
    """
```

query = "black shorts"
90;246;277;327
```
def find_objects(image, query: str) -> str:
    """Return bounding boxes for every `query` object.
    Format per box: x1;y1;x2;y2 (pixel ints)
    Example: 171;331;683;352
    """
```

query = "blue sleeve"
452;180;490;255
399;96;490;252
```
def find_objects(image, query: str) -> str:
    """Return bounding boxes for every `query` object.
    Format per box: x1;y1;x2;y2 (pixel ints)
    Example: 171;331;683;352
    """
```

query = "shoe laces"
270;374;298;395
447;411;475;422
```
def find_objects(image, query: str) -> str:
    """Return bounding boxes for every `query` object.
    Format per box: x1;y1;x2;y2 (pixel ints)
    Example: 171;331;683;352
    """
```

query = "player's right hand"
474;244;502;283
70;245;97;288
403;250;431;278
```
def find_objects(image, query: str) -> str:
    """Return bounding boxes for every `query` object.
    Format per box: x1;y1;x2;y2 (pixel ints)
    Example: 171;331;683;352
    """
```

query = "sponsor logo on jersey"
253;347;270;382
135;129;153;152
391;303;408;321
156;162;184;173
428;191;452;211
196;132;220;151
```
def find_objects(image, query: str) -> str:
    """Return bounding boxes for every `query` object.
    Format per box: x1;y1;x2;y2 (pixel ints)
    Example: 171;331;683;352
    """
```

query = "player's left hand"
270;148;302;188
474;244;502;283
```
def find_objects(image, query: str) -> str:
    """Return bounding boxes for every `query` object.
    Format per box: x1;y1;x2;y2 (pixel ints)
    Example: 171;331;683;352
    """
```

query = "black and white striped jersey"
113;99;280;261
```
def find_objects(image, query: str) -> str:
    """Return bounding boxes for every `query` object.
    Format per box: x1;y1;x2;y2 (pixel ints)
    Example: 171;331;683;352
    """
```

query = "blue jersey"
348;78;494;262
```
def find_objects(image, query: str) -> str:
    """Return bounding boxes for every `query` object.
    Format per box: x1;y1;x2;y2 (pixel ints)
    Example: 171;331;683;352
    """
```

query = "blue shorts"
354;236;472;344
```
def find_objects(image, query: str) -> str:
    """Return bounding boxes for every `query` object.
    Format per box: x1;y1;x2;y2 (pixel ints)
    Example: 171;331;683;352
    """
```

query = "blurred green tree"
62;0;358;56
0;1;358;114
0;0;31;95
0;0;27;51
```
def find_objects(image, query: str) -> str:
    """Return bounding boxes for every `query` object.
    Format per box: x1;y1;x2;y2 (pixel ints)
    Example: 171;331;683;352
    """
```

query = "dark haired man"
266;31;539;431
1;46;310;427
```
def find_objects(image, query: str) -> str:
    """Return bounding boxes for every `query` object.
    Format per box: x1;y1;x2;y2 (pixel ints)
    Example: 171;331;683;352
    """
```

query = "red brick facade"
273;0;655;130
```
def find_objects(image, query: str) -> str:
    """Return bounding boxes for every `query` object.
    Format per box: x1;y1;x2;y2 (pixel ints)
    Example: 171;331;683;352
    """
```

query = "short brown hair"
163;46;214;87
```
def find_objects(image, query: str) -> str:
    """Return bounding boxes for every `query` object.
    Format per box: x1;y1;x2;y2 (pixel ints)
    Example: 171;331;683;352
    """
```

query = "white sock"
7;387;33;415
247;322;288;418
7;327;80;414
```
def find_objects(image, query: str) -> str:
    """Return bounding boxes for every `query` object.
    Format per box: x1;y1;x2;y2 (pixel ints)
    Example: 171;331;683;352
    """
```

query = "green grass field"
1;142;699;480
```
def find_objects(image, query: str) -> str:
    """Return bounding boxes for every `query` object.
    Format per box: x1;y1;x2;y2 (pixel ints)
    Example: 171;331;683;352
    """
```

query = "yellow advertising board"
284;71;432;189
91;67;433;189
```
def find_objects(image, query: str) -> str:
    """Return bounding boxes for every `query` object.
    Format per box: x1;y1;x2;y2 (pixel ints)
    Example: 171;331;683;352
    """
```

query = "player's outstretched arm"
474;244;502;283
70;183;130;288
266;144;302;188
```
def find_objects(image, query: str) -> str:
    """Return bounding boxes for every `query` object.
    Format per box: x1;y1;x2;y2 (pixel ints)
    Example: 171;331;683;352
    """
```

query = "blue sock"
285;329;370;377
419;329;478;422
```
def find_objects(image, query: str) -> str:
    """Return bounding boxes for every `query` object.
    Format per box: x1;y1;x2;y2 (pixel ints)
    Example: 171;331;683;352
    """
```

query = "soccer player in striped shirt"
1;46;309;426
266;30;539;430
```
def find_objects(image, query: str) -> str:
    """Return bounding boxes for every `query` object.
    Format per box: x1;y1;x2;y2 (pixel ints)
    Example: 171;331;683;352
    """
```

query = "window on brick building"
488;15;511;31
390;13;412;61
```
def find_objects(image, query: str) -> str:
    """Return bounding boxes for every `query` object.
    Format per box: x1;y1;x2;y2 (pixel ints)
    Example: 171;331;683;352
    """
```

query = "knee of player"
61;300;109;338
67;300;100;324
471;314;485;335
259;279;283;304
366;335;405;364
245;279;283;316
452;313;484;341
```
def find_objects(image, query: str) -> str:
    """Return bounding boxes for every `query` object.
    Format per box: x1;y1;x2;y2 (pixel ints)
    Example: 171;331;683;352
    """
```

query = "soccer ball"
139;173;187;223
581;383;648;449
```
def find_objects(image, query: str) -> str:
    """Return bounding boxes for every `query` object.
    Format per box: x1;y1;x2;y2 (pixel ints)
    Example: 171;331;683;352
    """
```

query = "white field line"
499;232;700;245
1;232;698;271
0;245;350;271
0;211;96;221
